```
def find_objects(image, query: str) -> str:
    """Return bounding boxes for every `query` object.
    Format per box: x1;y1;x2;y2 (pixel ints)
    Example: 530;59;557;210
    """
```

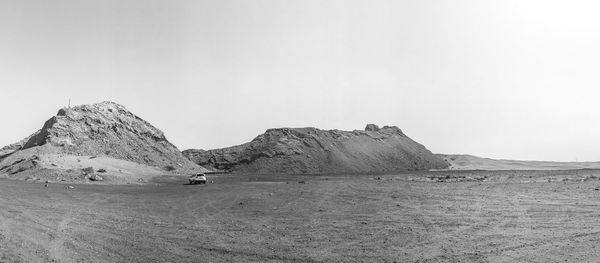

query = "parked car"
189;173;207;184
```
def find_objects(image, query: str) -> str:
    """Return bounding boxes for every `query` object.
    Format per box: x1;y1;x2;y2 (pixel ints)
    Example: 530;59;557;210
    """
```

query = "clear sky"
1;0;600;161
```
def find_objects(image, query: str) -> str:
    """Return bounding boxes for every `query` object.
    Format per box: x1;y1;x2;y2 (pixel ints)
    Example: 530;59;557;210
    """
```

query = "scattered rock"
82;167;95;175
88;174;103;181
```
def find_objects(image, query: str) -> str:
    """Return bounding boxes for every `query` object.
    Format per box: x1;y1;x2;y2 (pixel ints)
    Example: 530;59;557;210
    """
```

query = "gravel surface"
2;170;600;262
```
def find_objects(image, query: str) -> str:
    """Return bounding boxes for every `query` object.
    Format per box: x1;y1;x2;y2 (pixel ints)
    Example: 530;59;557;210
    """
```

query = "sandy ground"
2;170;600;262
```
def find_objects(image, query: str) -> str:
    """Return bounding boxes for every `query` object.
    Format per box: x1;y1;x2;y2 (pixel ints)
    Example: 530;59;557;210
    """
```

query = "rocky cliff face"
183;124;449;174
21;102;197;169
0;102;206;183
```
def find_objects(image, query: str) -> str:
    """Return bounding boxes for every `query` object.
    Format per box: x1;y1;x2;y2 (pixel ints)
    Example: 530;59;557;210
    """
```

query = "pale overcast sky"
1;0;600;161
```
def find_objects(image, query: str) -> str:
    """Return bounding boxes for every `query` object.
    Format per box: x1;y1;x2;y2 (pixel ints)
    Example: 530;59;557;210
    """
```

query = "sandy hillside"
184;124;449;174
0;101;208;184
441;154;600;170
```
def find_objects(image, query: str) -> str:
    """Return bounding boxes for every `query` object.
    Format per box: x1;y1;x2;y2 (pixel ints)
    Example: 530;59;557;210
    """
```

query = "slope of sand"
184;124;449;174
0;146;178;184
440;154;600;170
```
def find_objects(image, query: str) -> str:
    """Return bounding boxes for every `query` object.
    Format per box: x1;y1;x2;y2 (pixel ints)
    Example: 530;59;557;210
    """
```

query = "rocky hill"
0;102;207;184
183;124;449;174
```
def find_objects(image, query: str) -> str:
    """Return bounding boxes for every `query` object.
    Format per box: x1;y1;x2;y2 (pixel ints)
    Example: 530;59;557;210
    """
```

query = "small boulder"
82;167;94;175
365;124;380;132
89;174;103;181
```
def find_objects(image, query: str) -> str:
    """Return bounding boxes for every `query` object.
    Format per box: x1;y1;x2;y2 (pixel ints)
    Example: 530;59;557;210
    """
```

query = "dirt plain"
3;170;600;262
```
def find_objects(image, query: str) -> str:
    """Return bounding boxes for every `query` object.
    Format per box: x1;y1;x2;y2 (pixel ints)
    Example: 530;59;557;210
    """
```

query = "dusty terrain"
3;170;600;262
441;154;600;170
184;124;448;174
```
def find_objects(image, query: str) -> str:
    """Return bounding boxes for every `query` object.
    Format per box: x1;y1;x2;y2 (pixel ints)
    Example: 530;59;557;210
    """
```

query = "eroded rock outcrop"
0;102;207;183
183;124;449;174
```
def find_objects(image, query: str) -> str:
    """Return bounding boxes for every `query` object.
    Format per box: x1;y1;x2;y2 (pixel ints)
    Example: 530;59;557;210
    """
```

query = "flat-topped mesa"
3;101;204;175
183;124;448;174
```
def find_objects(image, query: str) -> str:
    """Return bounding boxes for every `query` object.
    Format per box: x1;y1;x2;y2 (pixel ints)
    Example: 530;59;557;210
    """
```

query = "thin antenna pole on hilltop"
68;99;71;109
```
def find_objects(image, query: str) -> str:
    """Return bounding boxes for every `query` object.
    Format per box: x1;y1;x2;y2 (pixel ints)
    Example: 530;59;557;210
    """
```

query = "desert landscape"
2;102;600;262
4;170;600;262
3;1;600;262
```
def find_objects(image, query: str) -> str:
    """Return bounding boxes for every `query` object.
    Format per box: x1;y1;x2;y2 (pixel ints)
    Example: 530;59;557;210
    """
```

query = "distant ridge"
184;124;449;174
440;154;600;170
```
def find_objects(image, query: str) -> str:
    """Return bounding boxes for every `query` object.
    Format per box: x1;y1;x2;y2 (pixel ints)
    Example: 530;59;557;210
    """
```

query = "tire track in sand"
47;192;111;263
47;210;74;263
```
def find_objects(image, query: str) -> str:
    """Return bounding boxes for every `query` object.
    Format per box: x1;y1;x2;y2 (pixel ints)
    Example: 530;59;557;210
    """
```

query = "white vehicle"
189;173;207;184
